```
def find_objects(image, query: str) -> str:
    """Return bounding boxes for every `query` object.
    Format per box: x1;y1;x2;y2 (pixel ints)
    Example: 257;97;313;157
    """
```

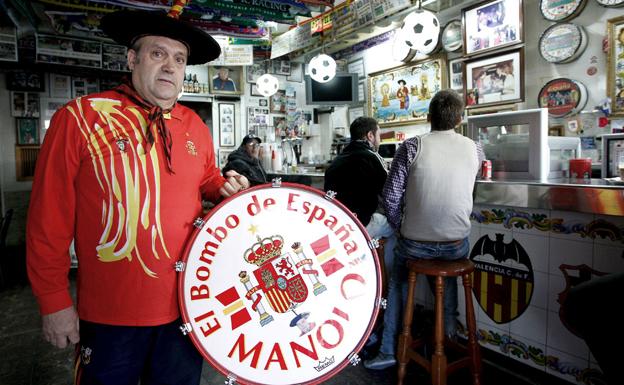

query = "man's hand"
42;306;80;348
219;170;250;198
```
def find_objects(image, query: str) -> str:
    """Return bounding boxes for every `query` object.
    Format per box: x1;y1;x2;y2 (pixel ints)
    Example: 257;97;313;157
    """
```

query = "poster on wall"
608;15;624;115
368;55;446;127
72;77;99;98
0;25;18;62
219;103;236;147
462;0;523;56
102;43;129;71
36;34;102;68
11;92;40;118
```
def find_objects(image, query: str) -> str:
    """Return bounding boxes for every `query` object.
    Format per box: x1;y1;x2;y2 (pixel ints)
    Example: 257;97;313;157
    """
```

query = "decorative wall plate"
538;78;588;117
441;19;463;52
596;0;624;7
539;23;587;63
540;0;587;22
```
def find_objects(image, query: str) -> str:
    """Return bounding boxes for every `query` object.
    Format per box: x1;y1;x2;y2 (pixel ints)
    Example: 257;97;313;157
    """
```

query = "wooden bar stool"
397;258;481;385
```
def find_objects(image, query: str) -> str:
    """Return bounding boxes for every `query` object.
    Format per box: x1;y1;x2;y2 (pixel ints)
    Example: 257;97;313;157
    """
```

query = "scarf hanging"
116;81;175;173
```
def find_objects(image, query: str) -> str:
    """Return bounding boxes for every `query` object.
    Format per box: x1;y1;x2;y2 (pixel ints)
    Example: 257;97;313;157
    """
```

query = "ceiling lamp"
256;74;279;97
400;9;440;55
308;53;336;83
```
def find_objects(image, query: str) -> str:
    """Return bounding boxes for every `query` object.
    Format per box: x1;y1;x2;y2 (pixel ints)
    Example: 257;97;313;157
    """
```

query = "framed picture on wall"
246;62;267;84
448;58;464;96
608;15;624;116
219;103;236;147
462;0;523;56
287;62;303;82
16;117;40;145
49;73;72;99
218;149;233;168
368;55;447;127
464;48;524;109
209;66;244;95
11;91;40;117
269;90;287;113
249;83;263;97
271;60;291;76
6;71;45;92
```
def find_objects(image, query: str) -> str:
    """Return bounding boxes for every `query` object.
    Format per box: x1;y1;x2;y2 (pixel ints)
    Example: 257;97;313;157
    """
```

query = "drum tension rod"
193;217;205;228
324;190;337;201
368;238;380;249
179;323;192;335
225;374;238;385
271;177;282;187
347;352;361;366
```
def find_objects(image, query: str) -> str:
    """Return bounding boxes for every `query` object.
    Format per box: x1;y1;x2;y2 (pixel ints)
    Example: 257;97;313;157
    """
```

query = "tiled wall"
457;205;623;384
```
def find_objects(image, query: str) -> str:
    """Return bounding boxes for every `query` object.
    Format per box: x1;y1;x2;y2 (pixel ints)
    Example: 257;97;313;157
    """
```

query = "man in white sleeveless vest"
364;89;483;370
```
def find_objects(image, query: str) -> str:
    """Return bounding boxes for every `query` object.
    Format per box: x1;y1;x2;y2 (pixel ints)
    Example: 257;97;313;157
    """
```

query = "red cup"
569;158;592;179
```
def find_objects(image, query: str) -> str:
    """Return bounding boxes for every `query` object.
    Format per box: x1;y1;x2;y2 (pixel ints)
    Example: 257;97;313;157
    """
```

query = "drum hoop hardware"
271;177;282;187
179;322;192;335
368;238;380;250
174;261;186;272
225;374;238;385
193;217;205;228
347;352;361;366
324;190;337;201
379;297;388;310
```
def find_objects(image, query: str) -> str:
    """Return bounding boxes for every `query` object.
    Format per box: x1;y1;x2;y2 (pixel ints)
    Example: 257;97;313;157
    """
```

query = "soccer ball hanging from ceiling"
400;9;440;55
308;53;336;83
256;74;279;97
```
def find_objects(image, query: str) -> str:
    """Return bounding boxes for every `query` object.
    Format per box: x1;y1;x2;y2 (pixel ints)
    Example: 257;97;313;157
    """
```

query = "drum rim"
178;182;382;385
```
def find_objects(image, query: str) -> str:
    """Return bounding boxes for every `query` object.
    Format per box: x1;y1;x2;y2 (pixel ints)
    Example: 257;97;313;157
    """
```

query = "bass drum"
178;183;381;385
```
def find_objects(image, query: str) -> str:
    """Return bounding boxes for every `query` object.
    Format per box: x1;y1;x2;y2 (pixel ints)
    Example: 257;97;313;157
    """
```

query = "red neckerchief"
115;81;175;173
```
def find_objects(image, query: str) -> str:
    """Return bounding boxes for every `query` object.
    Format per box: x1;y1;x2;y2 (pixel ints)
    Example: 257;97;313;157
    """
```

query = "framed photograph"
448;58;464;95
258;98;269;107
218;149;233;168
49;73;71;99
608;16;624;116
246;62;267;84
11;92;40;118
247;107;269;137
271;60;291;76
273;116;287;137
249;83;264;97
0;26;18;62
349;106;365;123
348;58;365;80
72;77;99;98
36;34;102;69
41;97;67;123
368;55;447;127
6;71;44;92
462;0;523;56
464;48;524;109
16;118;40;145
209;66;244;95
287;62;304;82
270;90;287;113
219;103;236;147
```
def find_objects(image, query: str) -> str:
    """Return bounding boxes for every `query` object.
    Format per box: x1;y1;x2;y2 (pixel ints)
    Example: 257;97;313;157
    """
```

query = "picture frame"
247;107;269;137
250;83;264;97
464;48;524;109
462;0;523;56
270;90;287;114
11;92;40;118
16;118;40;145
72;77;99;98
0;26;18;62
40;97;67;126
219;103;236;147
347;58;365;80
287;62;303;82
273;116;287;137
368;55;447;127
448;58;464;95
36;34;102;69
49;73;72;99
209;66;244;95
6;71;45;92
608;15;624;116
271;60;291;76
246;62;267;84
218;149;234;168
258;98;269;107
348;106;365;124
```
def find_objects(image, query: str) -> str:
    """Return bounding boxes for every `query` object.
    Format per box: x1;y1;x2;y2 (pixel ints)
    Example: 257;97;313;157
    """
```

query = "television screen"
305;74;359;105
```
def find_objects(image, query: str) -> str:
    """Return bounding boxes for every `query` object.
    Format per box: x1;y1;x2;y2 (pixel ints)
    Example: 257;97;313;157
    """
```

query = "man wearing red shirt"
26;8;248;385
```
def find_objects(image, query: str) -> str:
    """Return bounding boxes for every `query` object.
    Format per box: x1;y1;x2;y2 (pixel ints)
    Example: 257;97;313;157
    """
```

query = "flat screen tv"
305;73;359;105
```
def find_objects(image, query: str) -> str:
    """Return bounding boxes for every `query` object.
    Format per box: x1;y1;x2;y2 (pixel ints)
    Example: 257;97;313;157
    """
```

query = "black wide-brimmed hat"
101;9;221;65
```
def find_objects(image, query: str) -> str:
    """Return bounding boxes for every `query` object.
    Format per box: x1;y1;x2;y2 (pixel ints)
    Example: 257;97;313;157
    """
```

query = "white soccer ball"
256;74;279;97
308;53;336;83
400;10;440;55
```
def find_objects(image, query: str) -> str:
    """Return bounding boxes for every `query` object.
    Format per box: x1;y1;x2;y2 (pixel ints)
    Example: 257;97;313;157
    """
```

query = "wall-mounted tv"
305;73;359;106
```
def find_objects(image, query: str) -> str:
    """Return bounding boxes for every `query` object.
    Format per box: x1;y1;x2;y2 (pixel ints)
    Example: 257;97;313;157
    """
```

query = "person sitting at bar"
365;89;484;370
223;134;268;186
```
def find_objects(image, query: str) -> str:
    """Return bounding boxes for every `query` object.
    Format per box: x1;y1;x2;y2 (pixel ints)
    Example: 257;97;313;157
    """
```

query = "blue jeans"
366;213;397;276
379;236;470;356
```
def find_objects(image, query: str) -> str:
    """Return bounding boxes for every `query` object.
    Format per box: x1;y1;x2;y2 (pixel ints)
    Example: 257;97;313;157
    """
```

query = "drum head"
179;183;381;385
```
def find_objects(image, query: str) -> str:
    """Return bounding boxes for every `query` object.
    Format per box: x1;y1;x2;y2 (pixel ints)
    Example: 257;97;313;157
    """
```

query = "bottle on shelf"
192;74;199;93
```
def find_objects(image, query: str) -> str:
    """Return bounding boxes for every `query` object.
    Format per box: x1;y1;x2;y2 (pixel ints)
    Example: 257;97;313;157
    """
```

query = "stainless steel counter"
474;179;624;216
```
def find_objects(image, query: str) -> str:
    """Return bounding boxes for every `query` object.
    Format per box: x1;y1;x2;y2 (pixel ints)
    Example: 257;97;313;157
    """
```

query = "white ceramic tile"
550;210;595;243
509;207;551;236
548;272;565;313
545;345;591;383
509;305;547;343
546;310;589;361
593;243;624;274
531;271;549;310
469;225;481;248
474;299;511;335
513;232;549;273
508;332;548;373
593;214;624;246
549;238;593;276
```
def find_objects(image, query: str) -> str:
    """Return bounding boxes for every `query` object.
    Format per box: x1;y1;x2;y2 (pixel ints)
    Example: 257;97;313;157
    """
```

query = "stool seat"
397;258;481;385
406;259;474;277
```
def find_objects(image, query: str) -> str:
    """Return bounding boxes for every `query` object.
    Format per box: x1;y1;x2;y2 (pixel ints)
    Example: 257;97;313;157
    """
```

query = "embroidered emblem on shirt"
186;140;197;156
81;346;92;365
116;138;129;152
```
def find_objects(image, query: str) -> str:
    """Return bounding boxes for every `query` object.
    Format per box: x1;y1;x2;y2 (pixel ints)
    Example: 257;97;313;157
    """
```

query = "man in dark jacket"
222;134;268;186
324;117;387;226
